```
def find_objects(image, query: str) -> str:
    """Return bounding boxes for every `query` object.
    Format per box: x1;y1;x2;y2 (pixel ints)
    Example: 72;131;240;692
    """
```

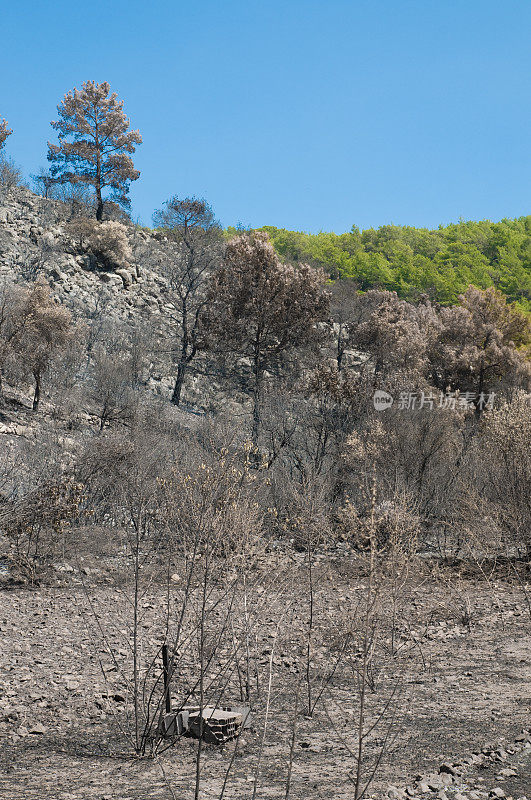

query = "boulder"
115;268;133;288
99;272;123;288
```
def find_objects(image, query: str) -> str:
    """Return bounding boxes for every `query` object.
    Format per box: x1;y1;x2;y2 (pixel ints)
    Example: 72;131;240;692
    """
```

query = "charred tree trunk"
251;363;263;449
32;371;41;411
171;362;186;406
96;193;104;221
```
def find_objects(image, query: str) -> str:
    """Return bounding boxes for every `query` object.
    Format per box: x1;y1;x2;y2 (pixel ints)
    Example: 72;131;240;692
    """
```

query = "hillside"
0;185;530;800
0;186;239;415
254;218;531;310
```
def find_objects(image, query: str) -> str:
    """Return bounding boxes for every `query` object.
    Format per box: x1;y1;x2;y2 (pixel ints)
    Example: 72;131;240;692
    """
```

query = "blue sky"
1;0;529;232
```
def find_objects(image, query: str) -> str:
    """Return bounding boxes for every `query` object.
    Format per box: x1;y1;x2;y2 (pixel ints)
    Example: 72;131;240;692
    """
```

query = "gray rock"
426;775;445;791
440;763;457;775
115;268;133;287
52;268;68;282
387;788;406;799
28;721;46;734
99;272;123;287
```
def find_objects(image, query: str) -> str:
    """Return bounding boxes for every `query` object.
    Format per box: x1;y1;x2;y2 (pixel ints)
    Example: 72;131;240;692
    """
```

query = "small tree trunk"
475;368;485;418
337;344;344;371
96;195;104;221
251;365;263;448
337;323;346;371
171;362;186;406
32;371;41;411
95;128;103;220
252;385;261;447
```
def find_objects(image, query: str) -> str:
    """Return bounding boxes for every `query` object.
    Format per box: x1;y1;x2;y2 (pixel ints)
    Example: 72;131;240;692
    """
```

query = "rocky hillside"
0;186;236;414
0;186;171;320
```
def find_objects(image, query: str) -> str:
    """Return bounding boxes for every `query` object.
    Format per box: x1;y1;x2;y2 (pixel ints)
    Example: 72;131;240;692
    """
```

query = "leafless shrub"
0;154;24;195
76;431;273;779
64;216;97;251
89;344;136;430
31;168;60;199
101;199;133;223
55;181;96;218
477;391;531;557
0;456;83;581
86;220;132;270
323;485;421;799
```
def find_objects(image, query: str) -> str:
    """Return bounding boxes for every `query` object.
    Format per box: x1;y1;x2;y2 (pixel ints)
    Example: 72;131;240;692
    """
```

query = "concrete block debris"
160;704;251;744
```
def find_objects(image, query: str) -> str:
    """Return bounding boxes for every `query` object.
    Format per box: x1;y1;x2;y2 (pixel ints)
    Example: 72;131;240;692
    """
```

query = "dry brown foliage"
0;117;12;150
48;80;142;220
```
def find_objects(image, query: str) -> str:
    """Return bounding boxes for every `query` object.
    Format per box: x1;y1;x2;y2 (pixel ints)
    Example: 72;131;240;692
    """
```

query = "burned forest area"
0;157;530;798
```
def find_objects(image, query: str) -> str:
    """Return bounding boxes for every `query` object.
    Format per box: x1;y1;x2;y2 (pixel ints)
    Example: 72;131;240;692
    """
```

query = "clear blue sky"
1;0;529;232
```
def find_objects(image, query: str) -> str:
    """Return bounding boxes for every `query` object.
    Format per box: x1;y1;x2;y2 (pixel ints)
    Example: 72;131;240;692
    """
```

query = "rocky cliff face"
0;186;171;320
0;186;250;419
0;186;359;427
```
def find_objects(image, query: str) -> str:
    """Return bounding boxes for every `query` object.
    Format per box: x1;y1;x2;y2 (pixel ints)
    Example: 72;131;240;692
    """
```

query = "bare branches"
152;196;223;407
